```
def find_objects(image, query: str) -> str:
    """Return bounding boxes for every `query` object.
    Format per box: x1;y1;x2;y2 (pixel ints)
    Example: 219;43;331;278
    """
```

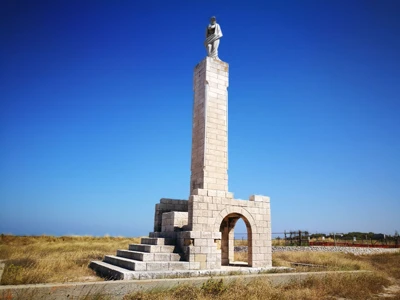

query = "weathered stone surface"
190;58;229;194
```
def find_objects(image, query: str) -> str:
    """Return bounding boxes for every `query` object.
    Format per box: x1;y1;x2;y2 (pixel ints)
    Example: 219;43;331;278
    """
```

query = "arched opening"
219;213;252;267
234;218;248;263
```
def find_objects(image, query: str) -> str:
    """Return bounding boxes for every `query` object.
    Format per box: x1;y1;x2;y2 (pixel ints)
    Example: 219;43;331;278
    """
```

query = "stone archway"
219;213;253;266
215;207;257;267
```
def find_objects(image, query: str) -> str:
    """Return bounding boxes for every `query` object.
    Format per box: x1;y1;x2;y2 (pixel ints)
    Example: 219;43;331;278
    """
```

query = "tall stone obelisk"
190;57;229;195
185;17;271;270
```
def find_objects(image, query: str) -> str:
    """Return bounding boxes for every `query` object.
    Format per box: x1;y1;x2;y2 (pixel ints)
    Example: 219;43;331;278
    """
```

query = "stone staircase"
89;236;200;280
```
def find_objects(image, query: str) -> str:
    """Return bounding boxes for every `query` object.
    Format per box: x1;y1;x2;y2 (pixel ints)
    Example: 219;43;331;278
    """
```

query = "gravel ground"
234;246;400;255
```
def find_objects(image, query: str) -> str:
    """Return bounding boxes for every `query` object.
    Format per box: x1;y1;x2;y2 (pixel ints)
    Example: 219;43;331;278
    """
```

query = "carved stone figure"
204;16;223;59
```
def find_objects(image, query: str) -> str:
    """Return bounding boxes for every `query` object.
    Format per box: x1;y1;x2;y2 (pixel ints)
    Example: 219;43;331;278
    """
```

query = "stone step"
145;261;195;271
104;255;146;271
103;255;200;271
89;260;132;280
117;249;181;262
90;261;204;281
149;231;176;238
141;237;175;245
129;244;175;253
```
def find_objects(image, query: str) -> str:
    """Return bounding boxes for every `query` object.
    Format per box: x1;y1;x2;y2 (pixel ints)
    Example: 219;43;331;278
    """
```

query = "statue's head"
210;16;216;25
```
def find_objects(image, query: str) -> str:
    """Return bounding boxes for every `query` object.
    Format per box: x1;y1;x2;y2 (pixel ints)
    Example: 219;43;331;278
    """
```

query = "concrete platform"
89;261;284;280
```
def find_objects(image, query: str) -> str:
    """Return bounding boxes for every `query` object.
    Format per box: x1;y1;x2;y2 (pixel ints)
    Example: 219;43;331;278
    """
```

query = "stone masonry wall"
190;57;229;194
187;57;272;270
154;199;188;232
150;58;272;270
186;189;272;269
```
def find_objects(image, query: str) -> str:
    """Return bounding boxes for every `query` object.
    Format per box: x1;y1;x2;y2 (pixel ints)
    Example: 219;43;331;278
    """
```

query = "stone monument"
90;17;272;279
205;16;223;59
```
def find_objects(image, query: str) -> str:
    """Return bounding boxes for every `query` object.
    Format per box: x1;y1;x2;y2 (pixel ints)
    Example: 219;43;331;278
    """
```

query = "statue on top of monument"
204;16;223;60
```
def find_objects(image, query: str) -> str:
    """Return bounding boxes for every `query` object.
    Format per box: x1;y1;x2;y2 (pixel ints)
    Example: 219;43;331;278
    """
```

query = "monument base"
89;259;278;280
90;189;272;279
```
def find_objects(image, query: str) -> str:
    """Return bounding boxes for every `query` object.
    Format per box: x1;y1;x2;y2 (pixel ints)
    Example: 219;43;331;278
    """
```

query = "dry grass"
358;251;400;279
234;250;373;272
272;250;400;280
233;239;248;246
124;273;390;300
1;235;398;299
272;251;372;272
234;251;248;262
0;234;140;284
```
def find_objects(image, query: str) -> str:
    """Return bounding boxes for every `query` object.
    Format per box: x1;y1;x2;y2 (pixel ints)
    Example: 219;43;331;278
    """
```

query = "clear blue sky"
1;0;399;237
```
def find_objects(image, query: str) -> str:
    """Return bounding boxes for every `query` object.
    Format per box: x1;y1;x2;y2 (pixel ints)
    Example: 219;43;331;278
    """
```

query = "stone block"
191;246;202;254
217;204;226;211
215;239;221;250
225;192;233;199
207;239;216;246
208;203;216;211
154;253;172;261
200;246;212;253
211;232;221;239
168;262;189;271
256;214;263;221
203;196;213;202
206;261;219;269
254;240;263;247
160;198;172;204
147;262;169;271
201;232;212;238
207;254;217;262
194;254;207;263
212;210;220;218
195;239;207;247
212;197;222;204
204;219;215;230
197;216;206;224
187;231;200;239
216;190;225;197
161;211;188;233
189;262;201;270
249;195;270;202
